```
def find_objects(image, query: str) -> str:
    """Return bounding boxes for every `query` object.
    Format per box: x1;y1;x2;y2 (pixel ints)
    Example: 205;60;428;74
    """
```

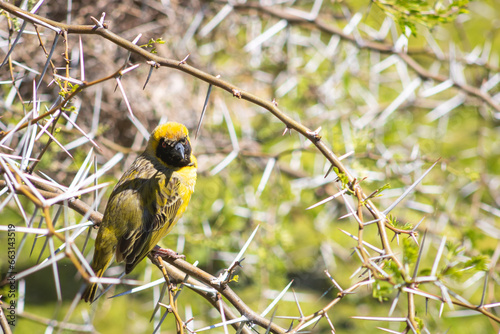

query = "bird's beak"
174;142;185;160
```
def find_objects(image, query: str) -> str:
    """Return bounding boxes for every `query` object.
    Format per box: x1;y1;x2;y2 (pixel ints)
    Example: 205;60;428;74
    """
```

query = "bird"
82;122;197;303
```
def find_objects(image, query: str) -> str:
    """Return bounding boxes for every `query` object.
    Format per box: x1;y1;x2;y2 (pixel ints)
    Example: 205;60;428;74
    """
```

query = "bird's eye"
162;141;167;148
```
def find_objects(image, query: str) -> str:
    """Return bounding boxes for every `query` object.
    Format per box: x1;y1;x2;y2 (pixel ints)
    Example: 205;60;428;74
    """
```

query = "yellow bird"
82;122;197;303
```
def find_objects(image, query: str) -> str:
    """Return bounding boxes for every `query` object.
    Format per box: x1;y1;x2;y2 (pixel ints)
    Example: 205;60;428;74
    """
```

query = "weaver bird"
82;122;197;303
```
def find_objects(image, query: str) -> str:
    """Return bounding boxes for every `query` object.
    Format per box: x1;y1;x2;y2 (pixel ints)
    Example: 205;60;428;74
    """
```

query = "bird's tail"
81;249;114;303
81;268;105;303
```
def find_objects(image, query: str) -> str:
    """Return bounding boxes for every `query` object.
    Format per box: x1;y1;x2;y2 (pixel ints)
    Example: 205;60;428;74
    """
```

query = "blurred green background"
1;0;500;333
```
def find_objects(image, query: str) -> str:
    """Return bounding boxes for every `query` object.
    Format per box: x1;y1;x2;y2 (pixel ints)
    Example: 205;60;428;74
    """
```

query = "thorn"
90;16;100;27
158;302;172;312
391;233;399;242
479;272;488;307
146;60;160;68
196;83;213;139
99;12;106;24
324;269;343;292
307;126;322;141
410;232;419;246
411;217;425;232
282;127;289;136
287;320;294;332
272;98;278;106
338;151;355;161
143;62;159;90
143;66;154;90
178;53;190;65
324;164;334;178
306;189;347;210
90;13;107;29
232;89;242;98
412;229;427;280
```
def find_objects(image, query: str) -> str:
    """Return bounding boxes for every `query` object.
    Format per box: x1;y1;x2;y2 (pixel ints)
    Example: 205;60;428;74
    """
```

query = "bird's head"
147;122;196;168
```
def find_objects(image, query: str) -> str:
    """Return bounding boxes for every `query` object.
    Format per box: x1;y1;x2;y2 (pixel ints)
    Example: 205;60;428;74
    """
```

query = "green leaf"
372;280;394;302
463;255;489;272
403;238;418;265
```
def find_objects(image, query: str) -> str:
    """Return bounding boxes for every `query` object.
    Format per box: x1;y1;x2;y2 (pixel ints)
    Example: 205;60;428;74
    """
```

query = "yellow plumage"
82;122;196;303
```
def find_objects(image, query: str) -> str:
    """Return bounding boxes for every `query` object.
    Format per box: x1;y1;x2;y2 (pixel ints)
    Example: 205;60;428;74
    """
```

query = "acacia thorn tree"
0;0;499;333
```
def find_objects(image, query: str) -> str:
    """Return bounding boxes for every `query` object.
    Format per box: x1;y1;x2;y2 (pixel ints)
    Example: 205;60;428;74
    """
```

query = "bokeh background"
1;0;500;333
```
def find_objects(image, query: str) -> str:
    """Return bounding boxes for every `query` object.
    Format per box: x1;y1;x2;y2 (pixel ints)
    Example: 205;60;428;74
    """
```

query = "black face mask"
156;137;192;168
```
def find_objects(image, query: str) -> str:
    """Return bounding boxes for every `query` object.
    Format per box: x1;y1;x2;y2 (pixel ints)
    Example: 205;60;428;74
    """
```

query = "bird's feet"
151;245;185;260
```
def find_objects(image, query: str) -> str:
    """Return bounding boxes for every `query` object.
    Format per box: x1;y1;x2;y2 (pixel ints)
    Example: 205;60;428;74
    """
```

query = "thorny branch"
0;0;401;262
230;2;500;114
0;1;499;333
0;180;102;224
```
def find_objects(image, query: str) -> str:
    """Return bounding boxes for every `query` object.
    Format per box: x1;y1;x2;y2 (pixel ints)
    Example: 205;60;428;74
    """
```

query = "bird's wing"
148;175;183;232
108;175;149;264
121;173;184;273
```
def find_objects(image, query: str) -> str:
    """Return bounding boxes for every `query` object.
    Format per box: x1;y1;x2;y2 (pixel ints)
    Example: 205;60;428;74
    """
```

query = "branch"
0;180;103;224
0;1;399;260
230;2;500;114
158;256;287;333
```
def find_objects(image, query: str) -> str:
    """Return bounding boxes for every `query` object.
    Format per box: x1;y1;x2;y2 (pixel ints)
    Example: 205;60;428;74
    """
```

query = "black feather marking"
156;137;192;167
